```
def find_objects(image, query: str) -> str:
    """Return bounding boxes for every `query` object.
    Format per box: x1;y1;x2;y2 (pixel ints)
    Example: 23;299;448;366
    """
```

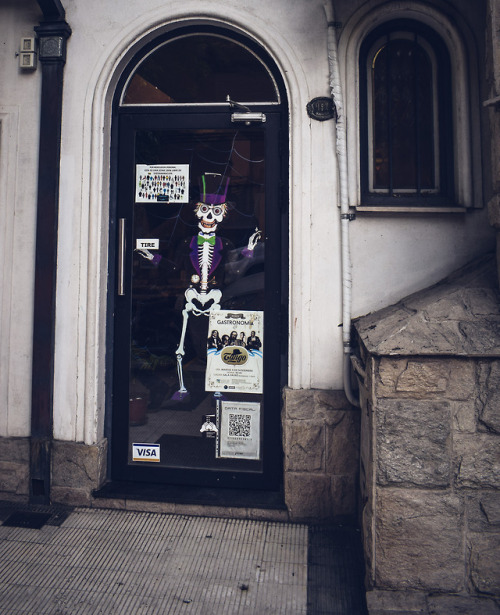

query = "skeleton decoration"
137;172;261;401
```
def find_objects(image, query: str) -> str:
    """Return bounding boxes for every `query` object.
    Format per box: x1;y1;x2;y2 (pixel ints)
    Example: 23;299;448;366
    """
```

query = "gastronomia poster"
205;310;263;394
217;401;261;460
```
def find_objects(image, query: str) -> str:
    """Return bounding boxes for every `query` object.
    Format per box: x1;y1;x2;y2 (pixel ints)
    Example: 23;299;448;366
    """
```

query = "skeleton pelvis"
185;287;222;315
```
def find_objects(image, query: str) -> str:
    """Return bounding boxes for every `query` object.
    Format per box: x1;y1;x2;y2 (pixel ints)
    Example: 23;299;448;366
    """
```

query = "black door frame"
106;25;289;492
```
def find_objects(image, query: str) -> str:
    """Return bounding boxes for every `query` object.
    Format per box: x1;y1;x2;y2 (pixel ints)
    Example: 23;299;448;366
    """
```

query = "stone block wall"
0;437;30;501
282;387;360;522
356;349;500;604
0;437;107;506
352;255;500;610
51;440;108;506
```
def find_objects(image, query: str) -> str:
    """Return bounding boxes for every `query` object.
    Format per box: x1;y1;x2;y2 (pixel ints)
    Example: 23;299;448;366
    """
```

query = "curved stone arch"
69;3;314;445
338;0;481;210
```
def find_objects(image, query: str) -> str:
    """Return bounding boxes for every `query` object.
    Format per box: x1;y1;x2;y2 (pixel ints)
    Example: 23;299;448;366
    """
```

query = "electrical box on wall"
19;37;37;70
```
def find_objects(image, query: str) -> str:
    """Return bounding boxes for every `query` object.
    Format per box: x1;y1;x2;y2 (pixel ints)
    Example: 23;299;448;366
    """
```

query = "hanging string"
190;132;265;164
146;130;265;250
232;149;264;164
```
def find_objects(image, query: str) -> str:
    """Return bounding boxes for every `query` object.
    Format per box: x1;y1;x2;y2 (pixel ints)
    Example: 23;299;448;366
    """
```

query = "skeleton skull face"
195;202;227;234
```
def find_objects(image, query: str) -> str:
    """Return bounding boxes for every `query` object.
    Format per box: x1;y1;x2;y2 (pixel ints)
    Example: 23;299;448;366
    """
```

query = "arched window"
359;20;453;207
121;33;280;106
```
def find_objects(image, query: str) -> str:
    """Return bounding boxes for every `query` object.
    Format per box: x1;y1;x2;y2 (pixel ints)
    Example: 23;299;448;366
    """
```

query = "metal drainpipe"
30;1;71;505
323;2;360;407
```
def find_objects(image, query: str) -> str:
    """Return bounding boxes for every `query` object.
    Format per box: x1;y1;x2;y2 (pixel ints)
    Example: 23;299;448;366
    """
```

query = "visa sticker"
132;443;160;462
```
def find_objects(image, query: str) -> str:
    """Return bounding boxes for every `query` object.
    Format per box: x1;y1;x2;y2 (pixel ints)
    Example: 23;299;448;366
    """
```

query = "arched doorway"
109;26;288;491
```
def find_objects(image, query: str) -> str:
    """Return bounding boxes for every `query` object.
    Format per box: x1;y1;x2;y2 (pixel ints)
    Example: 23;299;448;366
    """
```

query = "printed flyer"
217;401;261;460
135;164;189;203
205;310;263;394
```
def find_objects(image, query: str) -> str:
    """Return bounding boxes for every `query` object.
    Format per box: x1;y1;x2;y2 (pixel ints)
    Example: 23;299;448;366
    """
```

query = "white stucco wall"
350;211;495;317
0;0;42;438
0;0;495;443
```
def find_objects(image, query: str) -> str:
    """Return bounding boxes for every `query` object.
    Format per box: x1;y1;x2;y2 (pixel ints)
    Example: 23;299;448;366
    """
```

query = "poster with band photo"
206;310;263;394
135;164;189;203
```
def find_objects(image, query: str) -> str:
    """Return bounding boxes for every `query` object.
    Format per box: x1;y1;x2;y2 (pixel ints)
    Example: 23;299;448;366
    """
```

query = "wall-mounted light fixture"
18;37;37;70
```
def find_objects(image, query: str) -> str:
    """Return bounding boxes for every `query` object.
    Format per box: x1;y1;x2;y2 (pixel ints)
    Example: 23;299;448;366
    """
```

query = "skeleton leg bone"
172;288;222;401
171;303;192;401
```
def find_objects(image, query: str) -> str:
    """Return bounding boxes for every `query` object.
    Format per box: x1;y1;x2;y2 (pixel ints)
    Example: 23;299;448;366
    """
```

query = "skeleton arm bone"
241;228;262;258
135;248;162;265
247;228;262;250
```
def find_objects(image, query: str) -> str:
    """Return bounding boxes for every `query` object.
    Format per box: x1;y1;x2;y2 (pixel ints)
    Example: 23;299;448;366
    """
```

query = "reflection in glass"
128;129;266;473
123;35;278;105
371;37;435;192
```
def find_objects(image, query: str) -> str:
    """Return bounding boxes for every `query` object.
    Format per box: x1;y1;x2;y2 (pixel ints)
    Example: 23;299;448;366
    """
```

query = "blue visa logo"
132;443;160;463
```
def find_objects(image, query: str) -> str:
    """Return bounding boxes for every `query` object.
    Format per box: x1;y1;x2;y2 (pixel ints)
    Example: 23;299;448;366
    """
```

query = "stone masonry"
282;387;360;522
51;440;108;506
0;437;29;501
353;256;500;613
0;438;107;507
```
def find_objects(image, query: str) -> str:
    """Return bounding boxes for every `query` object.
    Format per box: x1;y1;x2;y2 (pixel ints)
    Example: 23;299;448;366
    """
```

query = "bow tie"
197;235;216;246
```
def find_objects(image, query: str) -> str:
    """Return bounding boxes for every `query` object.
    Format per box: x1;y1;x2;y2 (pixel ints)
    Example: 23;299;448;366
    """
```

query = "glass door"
111;111;284;489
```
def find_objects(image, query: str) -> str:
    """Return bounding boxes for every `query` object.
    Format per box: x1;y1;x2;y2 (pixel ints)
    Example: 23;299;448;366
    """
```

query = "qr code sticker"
228;414;251;437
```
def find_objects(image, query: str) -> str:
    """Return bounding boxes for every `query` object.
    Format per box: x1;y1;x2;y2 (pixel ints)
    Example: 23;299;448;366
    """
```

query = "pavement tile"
0;505;368;614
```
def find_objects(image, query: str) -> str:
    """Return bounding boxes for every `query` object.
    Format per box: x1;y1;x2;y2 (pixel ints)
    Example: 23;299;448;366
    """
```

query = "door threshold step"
93;481;287;516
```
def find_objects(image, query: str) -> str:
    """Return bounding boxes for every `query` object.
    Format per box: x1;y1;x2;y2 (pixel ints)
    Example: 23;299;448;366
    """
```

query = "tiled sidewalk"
0;504;367;614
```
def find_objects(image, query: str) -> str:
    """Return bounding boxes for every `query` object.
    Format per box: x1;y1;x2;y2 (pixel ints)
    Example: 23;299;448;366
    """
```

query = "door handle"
118;218;126;296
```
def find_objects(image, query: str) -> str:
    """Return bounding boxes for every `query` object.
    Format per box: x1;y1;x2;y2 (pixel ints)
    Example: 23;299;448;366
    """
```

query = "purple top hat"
199;173;229;205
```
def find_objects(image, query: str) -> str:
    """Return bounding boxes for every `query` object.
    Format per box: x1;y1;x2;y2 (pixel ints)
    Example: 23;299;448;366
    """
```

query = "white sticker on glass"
132;443;160;463
136;164;189;203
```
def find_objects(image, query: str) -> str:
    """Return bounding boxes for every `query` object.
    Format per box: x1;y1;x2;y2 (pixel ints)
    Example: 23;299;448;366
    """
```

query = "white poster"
217;401;261;460
205;310;263;394
135;164;189;203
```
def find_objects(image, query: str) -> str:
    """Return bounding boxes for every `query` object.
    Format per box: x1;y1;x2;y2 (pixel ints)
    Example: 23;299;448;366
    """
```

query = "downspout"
30;1;71;504
323;2;360;407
